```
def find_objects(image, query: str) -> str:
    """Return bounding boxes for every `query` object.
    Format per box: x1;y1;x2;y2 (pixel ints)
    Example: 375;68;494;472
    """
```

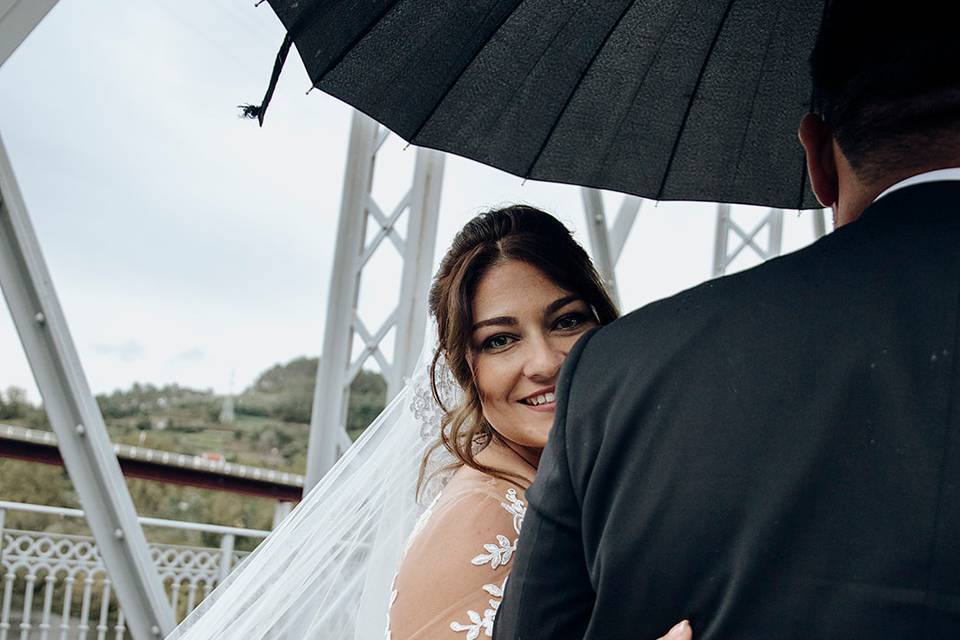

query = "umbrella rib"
405;0;528;144
730;5;782;192
521;0;641;181
594;2;687;179
312;0;405;84
654;0;737;201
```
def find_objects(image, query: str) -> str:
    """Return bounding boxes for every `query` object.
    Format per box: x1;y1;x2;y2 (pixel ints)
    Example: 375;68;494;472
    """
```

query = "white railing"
0;502;269;639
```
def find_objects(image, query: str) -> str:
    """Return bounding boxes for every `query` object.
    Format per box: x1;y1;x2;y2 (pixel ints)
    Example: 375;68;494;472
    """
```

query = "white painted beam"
712;205;785;277
579;188;641;308
0;131;174;639
304;111;445;489
305;111;377;490
389;148;444;398
0;0;59;67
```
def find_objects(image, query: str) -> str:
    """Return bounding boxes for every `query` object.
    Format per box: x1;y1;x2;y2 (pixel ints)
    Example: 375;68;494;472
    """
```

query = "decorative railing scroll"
0;502;266;639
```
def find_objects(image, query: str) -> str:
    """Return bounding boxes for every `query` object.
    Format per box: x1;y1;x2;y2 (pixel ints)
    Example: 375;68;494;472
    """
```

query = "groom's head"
799;0;960;224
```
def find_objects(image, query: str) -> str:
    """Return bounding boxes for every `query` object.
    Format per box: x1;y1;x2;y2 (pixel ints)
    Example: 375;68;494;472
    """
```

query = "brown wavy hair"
418;205;619;494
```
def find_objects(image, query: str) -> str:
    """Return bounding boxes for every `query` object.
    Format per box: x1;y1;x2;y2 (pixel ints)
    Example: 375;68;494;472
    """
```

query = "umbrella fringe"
243;2;333;126
240;32;294;126
238;104;262;120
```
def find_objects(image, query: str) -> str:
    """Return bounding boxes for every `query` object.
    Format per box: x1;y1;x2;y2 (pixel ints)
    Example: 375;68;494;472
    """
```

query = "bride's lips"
518;386;557;413
523;401;556;413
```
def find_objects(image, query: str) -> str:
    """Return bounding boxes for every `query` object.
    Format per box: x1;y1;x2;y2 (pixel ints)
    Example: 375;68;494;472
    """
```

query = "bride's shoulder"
388;468;527;638
414;467;526;543
445;465;527;505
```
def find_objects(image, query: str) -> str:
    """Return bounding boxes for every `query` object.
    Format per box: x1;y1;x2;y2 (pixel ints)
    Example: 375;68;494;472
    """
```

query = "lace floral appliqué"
449;489;526;638
448;578;505;640
409;356;461;505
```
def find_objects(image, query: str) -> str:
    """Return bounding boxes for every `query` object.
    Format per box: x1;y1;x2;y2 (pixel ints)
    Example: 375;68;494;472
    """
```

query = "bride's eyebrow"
471;296;584;333
471;316;517;333
545;294;582;315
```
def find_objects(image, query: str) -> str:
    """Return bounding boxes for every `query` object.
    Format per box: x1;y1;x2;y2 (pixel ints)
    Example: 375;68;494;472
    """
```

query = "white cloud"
169;347;205;365
91;340;146;363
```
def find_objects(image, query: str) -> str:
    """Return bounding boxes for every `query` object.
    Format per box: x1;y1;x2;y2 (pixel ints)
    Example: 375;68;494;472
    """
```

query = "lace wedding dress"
387;466;527;639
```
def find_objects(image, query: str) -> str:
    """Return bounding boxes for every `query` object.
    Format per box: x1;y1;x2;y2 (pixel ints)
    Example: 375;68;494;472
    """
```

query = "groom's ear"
798;113;839;208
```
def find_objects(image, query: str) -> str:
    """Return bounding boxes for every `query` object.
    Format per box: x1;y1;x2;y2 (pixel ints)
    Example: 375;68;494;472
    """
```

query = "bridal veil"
168;339;460;639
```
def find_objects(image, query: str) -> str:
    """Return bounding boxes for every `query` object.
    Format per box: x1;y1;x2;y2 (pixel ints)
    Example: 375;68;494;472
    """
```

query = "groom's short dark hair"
810;0;960;183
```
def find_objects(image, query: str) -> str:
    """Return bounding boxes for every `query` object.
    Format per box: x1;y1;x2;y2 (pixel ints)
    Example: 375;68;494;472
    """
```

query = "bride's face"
469;259;597;466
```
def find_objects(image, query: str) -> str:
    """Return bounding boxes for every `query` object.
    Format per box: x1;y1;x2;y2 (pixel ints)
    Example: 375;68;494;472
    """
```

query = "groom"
494;2;960;638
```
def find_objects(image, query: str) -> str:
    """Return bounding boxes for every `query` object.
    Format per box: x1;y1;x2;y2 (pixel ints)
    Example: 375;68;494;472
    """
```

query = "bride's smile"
518;386;556;411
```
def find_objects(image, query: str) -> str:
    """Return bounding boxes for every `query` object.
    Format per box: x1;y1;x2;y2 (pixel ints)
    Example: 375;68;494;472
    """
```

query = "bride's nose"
522;335;565;381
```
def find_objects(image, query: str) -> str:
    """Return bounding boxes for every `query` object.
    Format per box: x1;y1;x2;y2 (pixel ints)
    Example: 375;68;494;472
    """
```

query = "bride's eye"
554;312;588;331
480;334;515;351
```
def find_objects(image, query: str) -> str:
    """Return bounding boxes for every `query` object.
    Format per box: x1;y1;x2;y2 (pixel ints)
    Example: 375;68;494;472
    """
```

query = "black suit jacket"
493;182;960;639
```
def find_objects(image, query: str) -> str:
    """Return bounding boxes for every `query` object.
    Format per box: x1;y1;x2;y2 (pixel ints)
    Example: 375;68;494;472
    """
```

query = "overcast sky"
0;0;829;403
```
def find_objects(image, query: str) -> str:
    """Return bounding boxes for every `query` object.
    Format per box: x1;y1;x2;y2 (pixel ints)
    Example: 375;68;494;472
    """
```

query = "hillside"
0;358;386;542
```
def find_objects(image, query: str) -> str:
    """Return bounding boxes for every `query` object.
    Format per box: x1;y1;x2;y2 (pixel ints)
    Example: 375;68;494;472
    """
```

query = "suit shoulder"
577;235;834;374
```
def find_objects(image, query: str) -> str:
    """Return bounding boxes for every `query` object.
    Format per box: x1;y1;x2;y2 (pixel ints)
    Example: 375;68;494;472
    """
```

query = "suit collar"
857;180;960;225
873;167;960;203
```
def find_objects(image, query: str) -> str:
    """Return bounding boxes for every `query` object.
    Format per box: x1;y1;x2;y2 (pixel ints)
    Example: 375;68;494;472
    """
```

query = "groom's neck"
834;151;960;227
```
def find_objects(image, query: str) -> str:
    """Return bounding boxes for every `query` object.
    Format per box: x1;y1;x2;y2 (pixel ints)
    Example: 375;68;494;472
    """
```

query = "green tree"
0;459;79;532
346;370;387;438
0;386;27;419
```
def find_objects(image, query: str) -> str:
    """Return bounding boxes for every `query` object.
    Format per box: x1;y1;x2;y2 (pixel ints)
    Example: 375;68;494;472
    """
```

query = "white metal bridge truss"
713;204;828;277
0;0;58;65
0;3;831;636
304;112;445;488
579;189;642;308
0;131;174;640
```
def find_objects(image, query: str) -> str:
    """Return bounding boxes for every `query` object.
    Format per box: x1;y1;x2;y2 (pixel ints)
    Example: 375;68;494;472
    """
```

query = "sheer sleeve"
388;478;526;640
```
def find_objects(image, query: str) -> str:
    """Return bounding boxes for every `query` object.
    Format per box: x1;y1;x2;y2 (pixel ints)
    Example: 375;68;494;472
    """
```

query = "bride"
169;205;691;640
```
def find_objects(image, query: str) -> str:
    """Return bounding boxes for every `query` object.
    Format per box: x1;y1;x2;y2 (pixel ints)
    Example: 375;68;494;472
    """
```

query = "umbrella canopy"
251;0;825;209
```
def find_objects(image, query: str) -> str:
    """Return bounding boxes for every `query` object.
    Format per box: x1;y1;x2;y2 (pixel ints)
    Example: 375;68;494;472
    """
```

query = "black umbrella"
247;0;825;209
